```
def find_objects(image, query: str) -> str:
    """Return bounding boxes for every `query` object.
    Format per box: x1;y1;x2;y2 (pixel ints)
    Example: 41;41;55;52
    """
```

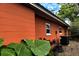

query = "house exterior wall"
35;16;67;42
0;4;35;45
0;3;69;45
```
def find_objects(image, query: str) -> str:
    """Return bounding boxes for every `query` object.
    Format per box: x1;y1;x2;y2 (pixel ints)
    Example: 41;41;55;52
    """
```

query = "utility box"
60;36;69;45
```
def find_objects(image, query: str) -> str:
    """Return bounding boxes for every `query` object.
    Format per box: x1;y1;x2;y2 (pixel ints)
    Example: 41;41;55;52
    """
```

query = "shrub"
0;39;51;56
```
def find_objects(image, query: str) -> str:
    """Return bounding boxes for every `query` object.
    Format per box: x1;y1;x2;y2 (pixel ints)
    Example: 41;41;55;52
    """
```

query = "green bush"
0;39;51;56
24;40;51;56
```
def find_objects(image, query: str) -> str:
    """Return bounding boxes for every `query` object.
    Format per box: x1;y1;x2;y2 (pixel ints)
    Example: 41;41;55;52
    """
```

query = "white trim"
45;23;50;28
45;23;51;36
46;33;51;35
59;33;62;35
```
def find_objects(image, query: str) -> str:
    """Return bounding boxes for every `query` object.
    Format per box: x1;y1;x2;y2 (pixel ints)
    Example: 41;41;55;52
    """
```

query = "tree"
57;3;79;22
57;3;79;37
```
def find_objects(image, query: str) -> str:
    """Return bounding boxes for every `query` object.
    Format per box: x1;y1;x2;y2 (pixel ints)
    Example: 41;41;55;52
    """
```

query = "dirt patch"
58;40;79;56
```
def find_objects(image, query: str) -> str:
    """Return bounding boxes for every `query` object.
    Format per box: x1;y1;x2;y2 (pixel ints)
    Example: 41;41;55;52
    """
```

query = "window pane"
46;25;50;28
46;23;51;35
46;29;50;33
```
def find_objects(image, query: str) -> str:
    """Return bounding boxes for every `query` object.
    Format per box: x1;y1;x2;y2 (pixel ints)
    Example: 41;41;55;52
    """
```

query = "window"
45;23;51;35
59;27;62;34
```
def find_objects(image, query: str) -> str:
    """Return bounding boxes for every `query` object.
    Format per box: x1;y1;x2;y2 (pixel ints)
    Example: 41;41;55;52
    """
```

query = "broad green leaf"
8;43;18;49
8;43;32;56
18;44;32;56
1;48;16;56
24;40;35;47
0;38;3;47
25;40;51;56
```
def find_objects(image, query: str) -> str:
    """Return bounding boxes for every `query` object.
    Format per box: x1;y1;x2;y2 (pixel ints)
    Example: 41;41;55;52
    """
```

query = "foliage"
57;4;79;37
1;48;16;56
57;3;79;22
24;40;51;56
8;43;33;56
0;39;3;47
70;18;79;37
0;39;51;56
47;48;54;56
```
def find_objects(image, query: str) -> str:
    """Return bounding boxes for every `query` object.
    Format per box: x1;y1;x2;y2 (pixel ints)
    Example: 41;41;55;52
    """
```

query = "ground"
58;40;79;56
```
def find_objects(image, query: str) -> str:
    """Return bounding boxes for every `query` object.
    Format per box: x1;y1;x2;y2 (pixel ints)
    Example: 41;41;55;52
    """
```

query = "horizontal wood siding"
35;16;66;42
0;4;35;45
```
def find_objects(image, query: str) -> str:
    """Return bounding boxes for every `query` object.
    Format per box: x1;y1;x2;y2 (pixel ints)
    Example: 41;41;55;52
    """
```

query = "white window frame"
45;23;51;35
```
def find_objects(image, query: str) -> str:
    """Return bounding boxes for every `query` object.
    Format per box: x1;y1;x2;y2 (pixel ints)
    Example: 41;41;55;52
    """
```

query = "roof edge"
29;3;70;27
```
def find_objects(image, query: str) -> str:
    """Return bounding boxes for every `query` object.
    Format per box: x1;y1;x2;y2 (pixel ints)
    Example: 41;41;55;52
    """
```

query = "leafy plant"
57;3;79;22
1;48;16;56
0;38;3;47
47;48;54;56
8;43;33;56
0;39;51;56
24;40;51;56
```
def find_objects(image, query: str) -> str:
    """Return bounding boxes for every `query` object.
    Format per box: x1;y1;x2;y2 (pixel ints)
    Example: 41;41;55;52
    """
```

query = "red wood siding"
0;3;68;45
0;4;35;45
35;16;66;42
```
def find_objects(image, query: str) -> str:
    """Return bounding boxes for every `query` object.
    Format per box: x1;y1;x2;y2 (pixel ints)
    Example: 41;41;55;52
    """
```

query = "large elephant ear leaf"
0;38;3;47
24;40;35;47
8;43;18;49
8;43;32;56
31;40;51;56
18;44;33;56
1;48;16;56
24;40;51;56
